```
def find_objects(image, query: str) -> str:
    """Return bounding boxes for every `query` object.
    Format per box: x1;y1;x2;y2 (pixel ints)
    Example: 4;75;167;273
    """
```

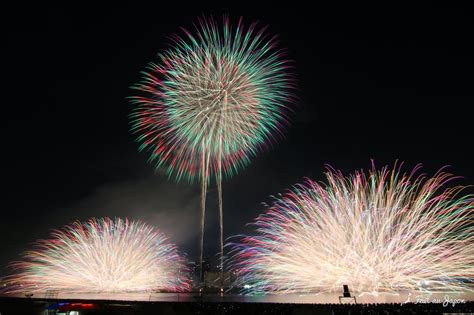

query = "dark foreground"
1;297;474;315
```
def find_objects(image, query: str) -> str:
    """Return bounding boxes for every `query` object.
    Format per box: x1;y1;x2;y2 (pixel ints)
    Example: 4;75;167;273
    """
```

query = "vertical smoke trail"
199;150;209;282
217;157;224;288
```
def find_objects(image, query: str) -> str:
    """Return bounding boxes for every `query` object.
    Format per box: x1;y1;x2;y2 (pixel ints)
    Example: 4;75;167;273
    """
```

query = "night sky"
2;4;473;275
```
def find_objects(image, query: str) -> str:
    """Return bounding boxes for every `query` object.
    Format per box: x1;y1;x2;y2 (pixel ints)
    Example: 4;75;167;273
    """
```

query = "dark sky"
2;4;473;275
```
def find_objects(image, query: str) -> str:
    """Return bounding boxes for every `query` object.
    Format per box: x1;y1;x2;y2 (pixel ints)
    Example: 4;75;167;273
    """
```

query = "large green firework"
130;16;293;183
129;16;294;283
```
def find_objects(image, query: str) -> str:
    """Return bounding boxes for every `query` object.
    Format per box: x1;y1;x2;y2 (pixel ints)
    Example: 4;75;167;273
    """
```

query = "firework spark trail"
229;163;474;295
5;218;190;293
130;16;294;281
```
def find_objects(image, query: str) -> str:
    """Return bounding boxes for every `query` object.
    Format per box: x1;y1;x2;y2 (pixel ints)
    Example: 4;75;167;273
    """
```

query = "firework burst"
6;218;190;293
130;16;294;280
229;163;474;295
130;16;293;183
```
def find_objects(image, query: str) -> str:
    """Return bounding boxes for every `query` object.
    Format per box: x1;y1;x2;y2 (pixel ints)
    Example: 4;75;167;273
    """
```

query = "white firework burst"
229;164;474;295
6;218;190;293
